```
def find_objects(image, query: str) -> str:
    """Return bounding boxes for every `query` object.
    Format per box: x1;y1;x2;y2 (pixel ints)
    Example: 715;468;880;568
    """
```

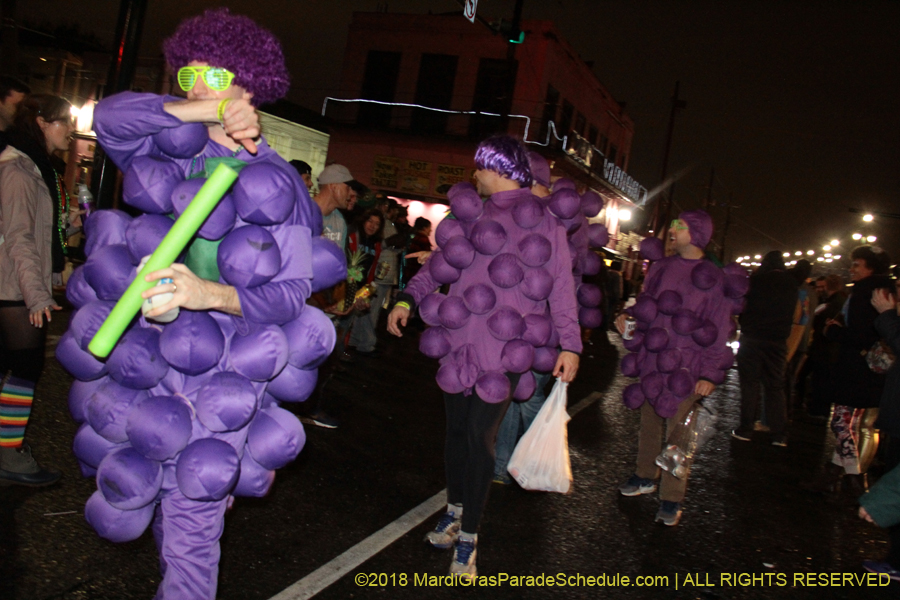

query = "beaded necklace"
54;171;69;256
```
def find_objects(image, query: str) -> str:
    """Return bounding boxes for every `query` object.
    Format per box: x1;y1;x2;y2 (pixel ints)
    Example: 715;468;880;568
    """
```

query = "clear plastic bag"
507;379;572;493
655;401;718;480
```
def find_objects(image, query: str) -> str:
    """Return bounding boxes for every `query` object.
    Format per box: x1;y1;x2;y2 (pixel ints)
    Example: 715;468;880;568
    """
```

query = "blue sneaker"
425;511;461;549
618;474;657;497
450;538;477;579
863;560;900;582
655;500;683;526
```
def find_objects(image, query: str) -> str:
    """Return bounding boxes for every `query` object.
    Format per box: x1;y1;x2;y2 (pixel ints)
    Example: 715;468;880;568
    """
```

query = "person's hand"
553;351;580;383
614;313;627;335
694;380;716;396
859;506;875;524
407;251;432;265
324;302;354;317
824;317;842;333
220;98;260;154
29;304;62;328
142;263;236;317
387;305;410;337
872;288;897;314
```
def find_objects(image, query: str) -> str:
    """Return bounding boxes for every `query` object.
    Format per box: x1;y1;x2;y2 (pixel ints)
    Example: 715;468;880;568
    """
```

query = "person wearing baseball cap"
314;164;355;250
290;159;313;190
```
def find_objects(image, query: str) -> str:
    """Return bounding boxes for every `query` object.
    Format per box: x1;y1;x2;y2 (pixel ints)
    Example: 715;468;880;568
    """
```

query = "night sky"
24;0;900;263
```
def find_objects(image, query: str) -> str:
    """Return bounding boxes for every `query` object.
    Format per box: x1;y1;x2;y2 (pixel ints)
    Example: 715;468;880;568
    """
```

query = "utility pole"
651;81;686;239
499;0;524;134
91;0;149;209
719;193;733;262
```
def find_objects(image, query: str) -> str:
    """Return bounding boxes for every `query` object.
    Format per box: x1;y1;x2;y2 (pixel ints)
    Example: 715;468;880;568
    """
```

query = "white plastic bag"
506;379;572;493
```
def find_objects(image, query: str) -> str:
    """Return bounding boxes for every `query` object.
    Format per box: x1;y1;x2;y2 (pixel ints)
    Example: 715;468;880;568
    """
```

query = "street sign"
464;0;478;23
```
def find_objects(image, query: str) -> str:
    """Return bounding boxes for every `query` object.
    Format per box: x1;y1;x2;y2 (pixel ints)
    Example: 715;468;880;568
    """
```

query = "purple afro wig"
474;135;533;188
163;8;290;106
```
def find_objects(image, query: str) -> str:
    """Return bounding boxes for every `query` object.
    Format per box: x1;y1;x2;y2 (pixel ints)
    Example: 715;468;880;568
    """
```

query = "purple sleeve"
698;289;734;384
93;92;186;172
547;225;583;354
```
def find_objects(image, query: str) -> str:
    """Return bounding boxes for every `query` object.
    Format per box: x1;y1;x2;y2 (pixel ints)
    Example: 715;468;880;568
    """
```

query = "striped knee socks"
0;376;35;448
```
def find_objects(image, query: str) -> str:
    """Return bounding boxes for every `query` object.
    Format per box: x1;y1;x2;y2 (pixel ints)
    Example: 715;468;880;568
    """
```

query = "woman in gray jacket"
0;94;73;486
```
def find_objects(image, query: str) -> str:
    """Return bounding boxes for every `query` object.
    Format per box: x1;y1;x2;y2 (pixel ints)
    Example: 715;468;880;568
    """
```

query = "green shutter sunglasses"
177;66;236;92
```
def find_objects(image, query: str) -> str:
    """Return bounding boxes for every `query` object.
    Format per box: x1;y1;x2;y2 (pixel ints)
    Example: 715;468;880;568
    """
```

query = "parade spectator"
314;164;355;250
616;210;734;526
345;209;385;357
785;260;814;409
731;250;798;447
387;135;581;577
0;94;73;486
402;216;433;286
800;274;846;417
289;159;313;191
0;76;30;151
813;246;893;499
859;461;900;580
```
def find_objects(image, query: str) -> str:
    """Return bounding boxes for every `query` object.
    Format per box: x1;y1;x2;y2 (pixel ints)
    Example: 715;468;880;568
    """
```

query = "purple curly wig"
475;135;533;188
163;8;290;106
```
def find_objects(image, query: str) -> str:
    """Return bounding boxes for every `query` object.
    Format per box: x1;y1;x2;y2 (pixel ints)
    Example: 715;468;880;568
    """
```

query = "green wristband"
395;301;410;311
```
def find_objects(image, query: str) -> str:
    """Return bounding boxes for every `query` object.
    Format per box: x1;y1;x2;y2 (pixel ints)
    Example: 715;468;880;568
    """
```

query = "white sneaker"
449;538;477;579
424;511;461;549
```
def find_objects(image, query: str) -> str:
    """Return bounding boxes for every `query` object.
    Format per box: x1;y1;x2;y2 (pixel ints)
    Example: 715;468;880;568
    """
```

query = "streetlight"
782;252;790;258
824;253;832;258
823;245;831;251
830;239;840;246
618;208;632;221
863;214;874;222
806;250;814;256
834;255;841;259
816;257;824;262
794;251;802;256
852;233;862;240
754;254;761;259
867;235;877;242
826;258;833;263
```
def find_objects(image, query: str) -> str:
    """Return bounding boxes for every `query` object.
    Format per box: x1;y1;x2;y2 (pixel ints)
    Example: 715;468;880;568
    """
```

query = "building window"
539;84;559;142
574;112;586;137
469;58;517;139
599;134;609;155
588;125;599;147
608;144;618;164
412;53;458;135
358;50;402;127
559;100;574;136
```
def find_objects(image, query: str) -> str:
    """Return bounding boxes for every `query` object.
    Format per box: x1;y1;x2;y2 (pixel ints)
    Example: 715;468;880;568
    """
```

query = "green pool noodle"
88;163;239;358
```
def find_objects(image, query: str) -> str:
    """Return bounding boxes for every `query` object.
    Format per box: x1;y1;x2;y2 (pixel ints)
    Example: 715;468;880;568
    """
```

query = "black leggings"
0;304;46;383
444;373;520;534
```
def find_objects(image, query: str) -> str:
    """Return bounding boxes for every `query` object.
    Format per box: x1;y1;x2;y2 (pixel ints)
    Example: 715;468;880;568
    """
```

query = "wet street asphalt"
1;303;895;600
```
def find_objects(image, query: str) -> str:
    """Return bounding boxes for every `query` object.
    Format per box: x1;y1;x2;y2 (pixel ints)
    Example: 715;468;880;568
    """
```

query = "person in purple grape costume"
387;135;582;578
615;210;745;527
58;10;339;600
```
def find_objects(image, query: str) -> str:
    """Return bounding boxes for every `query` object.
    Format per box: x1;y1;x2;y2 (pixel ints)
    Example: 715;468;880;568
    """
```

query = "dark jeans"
737;337;788;437
444;373;520;534
0;304;45;382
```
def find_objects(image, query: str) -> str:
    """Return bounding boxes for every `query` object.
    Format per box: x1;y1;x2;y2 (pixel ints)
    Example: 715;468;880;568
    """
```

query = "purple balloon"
247;406;306;470
153;122;208;158
691;260;722;291
233;449;275;498
644;327;670;353
85;379;148;443
581;190;604;217
267;362;317;403
532;346;559;372
438;296;471;329
487;306;525;341
475;371;511;404
470;219;508;256
97;447;163;510
122;155;182;214
126;395;193;461
283;306;336;369
587;223;609;248
435;217;463;248
172;178;236;241
176;438;240;501
462;284;496;315
632;296;658;323
657;348;683;373
548;188;581;220
310;236;348;293
641;371;665;399
577;283;602;308
83;210;132;257
723;261;747;277
640;237;665;261
159;310;224;376
561;214;585;234
419;326;452;359
657;290;683;315
85;490;155;543
623;382;645;409
668;368;694;398
672;309;702;335
622;330;644;352
582;251;602;276
501;340;535;374
83;245;135;301
218;225;282;288
229;324;289;381
621;352;641;377
522;313;552;347
553;178;576;191
517;233;552;267
66;266;99;309
724;273;750;299
547;323;561;349
512;197;545;229
107;326;169;390
520;267;553;301
654;392;682;418
428;250;462;285
513;371;537;400
443;236;476;269
436;363;466;394
195;372;258;432
73;423;125;470
579;307;603;329
56;330;108;380
692;320;719;347
125;214;175;265
232;163;295;225
69;378;105;423
488;253;525;288
448;182;483;222
419;293;446;326
569;243;580;270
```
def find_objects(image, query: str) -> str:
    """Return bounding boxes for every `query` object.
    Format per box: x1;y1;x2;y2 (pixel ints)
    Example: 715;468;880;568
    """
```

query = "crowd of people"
0;7;898;597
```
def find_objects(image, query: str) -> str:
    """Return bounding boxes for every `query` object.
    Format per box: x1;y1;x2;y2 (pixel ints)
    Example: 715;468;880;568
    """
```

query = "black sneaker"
310;412;339;429
0;444;61;487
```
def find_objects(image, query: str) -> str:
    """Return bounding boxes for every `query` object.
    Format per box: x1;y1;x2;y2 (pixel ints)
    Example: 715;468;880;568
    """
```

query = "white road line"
268;391;602;600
